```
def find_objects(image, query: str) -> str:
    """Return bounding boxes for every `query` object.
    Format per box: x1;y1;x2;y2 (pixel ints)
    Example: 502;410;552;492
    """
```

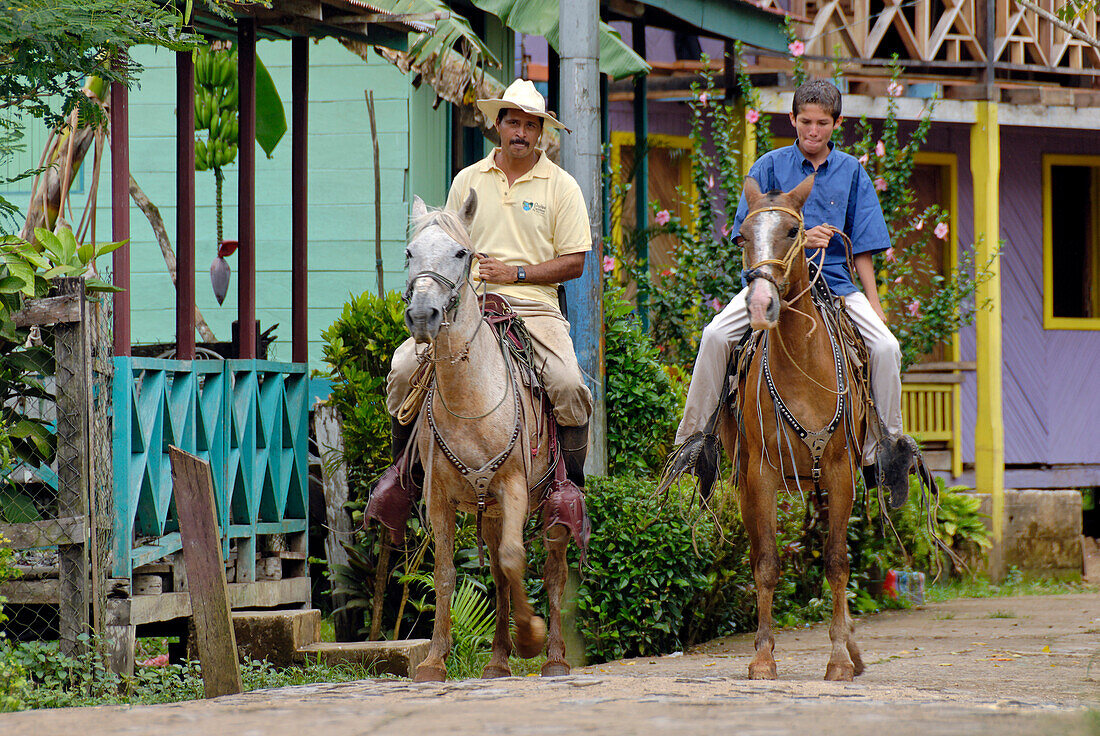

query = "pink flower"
746;108;760;124
875;140;886;158
894;276;904;284
887;80;903;97
934;221;949;240
602;255;615;273
660;269;673;277
698;92;709;105
907;299;921;317
884;247;895;262
705;297;724;312
858;153;869;165
706;174;715;189
721;222;731;237
138;653;169;667
655;209;671;226
913;218;924;231
788;40;805;57
873;177;887;192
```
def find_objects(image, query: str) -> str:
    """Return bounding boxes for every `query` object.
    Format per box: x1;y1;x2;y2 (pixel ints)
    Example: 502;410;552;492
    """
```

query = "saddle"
724;266;874;486
366;293;590;558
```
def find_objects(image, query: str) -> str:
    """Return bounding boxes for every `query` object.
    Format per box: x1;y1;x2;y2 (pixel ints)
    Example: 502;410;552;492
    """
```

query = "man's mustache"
510;138;529;147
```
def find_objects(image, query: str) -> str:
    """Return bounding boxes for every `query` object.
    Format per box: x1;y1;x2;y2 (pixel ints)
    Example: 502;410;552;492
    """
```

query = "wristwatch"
516;266;526;283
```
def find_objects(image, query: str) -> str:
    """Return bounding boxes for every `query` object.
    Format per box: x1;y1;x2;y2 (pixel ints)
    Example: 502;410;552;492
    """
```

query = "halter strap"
740;205;807;294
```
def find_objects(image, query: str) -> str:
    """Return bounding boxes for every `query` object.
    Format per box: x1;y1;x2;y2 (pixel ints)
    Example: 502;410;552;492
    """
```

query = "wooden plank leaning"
168;445;243;698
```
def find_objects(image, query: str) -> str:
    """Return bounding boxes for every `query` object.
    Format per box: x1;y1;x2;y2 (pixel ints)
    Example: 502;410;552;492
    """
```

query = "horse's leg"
822;469;860;681
499;480;545;658
743;472;781;680
413;492;455;683
541;524;570;676
481;517;513;679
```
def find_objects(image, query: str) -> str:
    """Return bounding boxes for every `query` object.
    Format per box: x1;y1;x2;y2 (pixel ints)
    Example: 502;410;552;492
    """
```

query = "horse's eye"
455;248;469;259
404;249;412;261
788;227;799;239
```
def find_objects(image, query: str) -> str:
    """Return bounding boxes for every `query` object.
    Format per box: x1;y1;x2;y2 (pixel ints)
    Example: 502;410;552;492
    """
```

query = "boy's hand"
805;224;836;249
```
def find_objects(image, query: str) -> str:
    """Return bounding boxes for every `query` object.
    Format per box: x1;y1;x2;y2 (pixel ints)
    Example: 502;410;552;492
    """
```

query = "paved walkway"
2;593;1098;735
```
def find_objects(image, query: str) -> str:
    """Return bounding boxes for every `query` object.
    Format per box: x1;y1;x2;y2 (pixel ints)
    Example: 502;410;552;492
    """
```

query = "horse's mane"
410;207;473;249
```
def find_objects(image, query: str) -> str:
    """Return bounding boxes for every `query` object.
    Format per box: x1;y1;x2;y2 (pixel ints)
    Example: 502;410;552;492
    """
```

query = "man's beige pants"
387;296;593;428
675;288;903;464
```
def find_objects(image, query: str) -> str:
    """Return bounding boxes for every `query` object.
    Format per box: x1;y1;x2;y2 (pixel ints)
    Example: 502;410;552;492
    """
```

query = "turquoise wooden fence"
111;357;309;581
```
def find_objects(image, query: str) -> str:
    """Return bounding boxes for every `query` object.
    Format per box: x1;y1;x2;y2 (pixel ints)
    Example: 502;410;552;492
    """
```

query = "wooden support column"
632;19;649;330
55;278;90;656
111;76;131;356
292;36;308;364
177;49;196;360
970;100;1005;578
238;18;257;359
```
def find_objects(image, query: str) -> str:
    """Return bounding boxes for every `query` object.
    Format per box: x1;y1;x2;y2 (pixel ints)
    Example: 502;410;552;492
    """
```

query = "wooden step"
296;640;431;677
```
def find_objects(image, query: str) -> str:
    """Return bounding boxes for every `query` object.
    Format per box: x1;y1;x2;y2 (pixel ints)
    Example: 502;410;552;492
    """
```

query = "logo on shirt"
522;200;547;215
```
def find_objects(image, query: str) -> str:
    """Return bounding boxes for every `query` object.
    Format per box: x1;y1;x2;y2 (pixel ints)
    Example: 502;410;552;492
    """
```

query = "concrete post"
560;0;606;475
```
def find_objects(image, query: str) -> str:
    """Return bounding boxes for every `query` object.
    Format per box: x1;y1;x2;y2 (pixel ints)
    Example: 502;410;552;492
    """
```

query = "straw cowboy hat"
477;79;570;132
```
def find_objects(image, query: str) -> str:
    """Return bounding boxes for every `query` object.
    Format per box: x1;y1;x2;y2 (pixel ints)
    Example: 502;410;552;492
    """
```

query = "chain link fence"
0;277;110;657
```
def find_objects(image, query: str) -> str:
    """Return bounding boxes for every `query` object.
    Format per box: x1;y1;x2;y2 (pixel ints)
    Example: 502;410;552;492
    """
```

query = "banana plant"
193;44;285;304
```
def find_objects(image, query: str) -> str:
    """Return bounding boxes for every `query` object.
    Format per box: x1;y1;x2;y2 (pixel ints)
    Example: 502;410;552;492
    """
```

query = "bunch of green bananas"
193;45;240;172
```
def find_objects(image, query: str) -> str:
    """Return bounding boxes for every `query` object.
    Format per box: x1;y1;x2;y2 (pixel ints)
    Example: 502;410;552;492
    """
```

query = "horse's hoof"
482;664;512;679
748;662;777;680
413;663;448;682
515;616;546;659
541;661;570;677
824;662;855;681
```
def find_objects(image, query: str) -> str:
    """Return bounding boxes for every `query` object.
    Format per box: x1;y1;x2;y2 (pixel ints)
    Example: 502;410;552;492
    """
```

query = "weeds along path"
2;593;1098;736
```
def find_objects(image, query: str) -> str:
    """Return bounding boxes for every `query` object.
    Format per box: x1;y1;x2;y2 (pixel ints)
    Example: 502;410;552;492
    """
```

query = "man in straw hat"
370;80;593;534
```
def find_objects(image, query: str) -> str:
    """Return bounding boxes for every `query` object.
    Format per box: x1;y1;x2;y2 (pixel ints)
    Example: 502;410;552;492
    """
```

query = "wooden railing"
754;0;1099;73
900;361;974;477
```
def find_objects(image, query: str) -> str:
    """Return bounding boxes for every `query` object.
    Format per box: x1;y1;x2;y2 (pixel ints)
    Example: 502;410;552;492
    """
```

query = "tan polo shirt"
444;148;592;310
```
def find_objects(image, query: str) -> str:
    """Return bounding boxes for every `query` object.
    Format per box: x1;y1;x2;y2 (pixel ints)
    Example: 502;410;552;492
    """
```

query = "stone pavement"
2;593;1098;736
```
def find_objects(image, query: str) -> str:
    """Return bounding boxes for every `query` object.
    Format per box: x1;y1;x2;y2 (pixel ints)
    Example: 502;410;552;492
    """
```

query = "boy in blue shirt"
668;79;919;504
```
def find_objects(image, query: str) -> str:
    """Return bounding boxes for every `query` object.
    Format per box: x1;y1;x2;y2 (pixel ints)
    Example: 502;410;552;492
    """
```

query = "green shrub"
604;285;680;475
320;289;408;496
571;475;712;662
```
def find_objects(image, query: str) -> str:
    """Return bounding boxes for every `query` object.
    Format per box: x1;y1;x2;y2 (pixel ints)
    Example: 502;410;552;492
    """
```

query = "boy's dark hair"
791;80;842;121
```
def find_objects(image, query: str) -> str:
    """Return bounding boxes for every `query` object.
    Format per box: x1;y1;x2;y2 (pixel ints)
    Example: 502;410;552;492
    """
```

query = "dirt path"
3;593;1099;736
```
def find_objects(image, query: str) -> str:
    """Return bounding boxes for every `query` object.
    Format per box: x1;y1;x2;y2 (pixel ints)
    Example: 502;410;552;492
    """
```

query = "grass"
985;609;1017;619
926;568;1098;604
1;637;380;712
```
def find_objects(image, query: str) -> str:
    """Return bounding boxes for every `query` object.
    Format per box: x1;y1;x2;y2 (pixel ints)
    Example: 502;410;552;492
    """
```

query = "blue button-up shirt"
732;142;890;296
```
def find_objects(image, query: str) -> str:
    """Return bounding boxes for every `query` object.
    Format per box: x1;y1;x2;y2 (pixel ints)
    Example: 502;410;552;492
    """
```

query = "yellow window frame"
1042;153;1100;331
608;131;696;251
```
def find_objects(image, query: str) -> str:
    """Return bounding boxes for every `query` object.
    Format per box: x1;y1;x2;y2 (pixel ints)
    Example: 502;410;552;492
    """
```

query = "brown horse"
723;174;868;681
402;193;578;681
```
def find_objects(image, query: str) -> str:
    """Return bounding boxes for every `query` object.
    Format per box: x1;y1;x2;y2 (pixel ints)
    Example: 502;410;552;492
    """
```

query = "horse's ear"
743;176;763;208
459;190;477;227
787;174;815;210
411;195;428;220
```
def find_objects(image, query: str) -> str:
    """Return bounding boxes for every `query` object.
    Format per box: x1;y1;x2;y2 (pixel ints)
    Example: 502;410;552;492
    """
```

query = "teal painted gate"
111;357;309;581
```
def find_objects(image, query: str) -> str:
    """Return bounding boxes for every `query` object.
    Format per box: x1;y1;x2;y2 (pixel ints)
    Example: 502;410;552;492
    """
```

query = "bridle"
402;248;483;364
739;204;808;295
402;248;474;323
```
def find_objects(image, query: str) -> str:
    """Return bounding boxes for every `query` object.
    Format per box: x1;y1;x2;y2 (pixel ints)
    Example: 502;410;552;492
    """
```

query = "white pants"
675;288;903;463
